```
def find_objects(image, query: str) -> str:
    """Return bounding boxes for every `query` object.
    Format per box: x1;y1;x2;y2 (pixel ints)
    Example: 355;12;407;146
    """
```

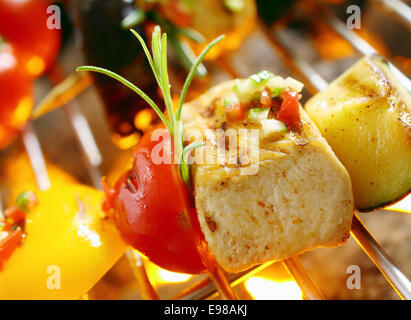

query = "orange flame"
245;276;303;300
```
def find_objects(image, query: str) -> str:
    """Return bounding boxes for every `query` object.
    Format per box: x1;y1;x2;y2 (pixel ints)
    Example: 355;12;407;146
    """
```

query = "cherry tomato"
277;89;301;128
0;43;34;150
108;124;215;274
0;0;61;76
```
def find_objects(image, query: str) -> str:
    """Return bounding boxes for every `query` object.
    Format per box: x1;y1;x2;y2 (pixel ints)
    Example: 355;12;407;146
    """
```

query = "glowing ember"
134;109;153;131
245;277;302;300
313;29;354;60
156;269;192;283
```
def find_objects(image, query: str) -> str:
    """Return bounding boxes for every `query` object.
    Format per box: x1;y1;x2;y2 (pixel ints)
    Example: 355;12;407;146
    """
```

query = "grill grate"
4;0;411;300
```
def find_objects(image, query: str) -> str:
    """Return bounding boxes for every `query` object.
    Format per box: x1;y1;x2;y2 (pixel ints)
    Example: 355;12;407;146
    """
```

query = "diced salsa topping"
226;71;303;130
248;108;270;123
232;71;303;104
261;119;288;137
0;190;38;270
225;99;245;123
277;89;301;128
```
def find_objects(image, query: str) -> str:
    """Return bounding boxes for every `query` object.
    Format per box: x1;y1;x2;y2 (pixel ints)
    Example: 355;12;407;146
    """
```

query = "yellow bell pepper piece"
0;184;126;299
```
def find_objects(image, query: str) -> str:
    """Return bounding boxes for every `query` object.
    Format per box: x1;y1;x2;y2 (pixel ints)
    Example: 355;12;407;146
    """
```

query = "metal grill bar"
312;0;411;91
47;66;103;187
62;104;103;188
374;0;411;29
21;124;51;191
259;22;328;94
282;257;325;300
351;213;411;300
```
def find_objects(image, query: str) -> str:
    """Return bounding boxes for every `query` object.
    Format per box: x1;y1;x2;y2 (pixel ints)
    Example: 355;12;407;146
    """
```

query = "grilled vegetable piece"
186;0;256;59
0;0;61;76
0;153;77;202
181;77;354;273
0;43;33;150
305;56;411;211
0;184;126;299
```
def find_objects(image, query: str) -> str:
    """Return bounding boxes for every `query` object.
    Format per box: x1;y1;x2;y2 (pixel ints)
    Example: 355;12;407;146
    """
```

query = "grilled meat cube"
181;77;354;272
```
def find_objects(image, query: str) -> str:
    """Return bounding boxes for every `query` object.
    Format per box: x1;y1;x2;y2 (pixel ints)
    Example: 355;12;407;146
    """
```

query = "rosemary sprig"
179;141;204;184
77;26;224;186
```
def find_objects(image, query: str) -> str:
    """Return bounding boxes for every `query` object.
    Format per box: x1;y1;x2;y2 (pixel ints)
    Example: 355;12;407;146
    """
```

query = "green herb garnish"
77;26;224;186
249;70;275;84
248;108;270;123
272;87;284;97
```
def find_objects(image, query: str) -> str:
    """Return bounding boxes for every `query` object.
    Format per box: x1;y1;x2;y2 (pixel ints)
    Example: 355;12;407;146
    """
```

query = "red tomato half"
109;125;215;274
0;0;61;76
0;43;33;150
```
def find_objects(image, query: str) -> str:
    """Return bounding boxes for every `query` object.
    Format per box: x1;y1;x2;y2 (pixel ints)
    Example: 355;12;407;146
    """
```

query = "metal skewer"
126;249;159;300
175;262;274;300
208;265;239;300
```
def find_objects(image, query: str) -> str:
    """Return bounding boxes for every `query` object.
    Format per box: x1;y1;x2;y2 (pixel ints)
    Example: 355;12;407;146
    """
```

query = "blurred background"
0;0;410;299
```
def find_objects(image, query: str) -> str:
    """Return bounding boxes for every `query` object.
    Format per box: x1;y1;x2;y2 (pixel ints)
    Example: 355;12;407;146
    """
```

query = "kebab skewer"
78;26;354;275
